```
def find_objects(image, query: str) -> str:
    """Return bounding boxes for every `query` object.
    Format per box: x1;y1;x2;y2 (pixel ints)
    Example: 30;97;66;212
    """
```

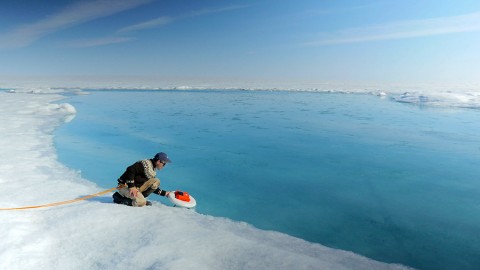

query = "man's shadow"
83;195;165;206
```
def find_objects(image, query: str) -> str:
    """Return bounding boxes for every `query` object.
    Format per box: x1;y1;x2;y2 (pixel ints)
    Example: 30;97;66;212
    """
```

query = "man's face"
156;160;166;170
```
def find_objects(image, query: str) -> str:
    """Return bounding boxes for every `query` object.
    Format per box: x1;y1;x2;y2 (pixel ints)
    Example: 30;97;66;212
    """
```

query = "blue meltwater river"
54;89;480;270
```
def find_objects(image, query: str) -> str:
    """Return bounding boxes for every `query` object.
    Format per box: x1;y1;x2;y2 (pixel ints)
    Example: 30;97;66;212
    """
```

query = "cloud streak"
117;16;173;33
63;36;134;48
304;12;480;46
0;0;152;49
117;4;250;33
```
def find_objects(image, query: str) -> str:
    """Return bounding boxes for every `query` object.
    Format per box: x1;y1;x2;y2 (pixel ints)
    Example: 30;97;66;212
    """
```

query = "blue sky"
1;0;480;87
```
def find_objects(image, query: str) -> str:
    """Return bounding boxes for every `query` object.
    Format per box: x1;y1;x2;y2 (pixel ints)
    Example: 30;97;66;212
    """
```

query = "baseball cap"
154;152;172;163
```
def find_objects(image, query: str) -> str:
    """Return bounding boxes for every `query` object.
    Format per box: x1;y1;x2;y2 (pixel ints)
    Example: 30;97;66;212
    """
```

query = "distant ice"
2;76;480;109
0;91;413;269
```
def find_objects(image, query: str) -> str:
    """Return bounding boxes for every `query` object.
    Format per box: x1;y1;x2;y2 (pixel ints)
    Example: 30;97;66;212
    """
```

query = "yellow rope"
0;187;117;211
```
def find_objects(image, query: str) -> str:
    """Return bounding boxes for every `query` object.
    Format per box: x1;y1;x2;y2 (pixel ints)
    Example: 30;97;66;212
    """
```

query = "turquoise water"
54;90;480;270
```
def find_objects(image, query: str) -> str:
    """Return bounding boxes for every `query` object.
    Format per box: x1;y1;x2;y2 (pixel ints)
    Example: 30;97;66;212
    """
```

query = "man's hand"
117;183;127;189
129;187;138;197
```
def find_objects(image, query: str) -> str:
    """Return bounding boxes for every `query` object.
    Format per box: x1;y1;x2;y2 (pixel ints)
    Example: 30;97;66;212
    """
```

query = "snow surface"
0;90;413;270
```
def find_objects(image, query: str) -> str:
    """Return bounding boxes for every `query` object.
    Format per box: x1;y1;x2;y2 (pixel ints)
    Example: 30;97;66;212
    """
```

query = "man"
112;152;172;207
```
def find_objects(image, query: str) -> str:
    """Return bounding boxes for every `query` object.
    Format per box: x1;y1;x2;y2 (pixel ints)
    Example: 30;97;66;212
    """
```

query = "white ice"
0;90;412;269
3;76;480;109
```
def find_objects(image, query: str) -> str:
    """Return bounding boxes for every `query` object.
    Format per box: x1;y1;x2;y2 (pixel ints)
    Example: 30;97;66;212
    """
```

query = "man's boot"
112;192;133;206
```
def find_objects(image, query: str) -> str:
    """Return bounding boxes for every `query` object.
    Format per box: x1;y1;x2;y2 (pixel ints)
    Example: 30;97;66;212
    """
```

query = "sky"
1;0;480;88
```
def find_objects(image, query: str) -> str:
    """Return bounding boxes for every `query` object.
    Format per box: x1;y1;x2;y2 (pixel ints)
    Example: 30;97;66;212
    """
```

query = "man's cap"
154;152;172;163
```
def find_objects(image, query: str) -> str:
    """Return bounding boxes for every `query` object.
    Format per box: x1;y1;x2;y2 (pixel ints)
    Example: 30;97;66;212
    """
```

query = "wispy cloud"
303;2;380;17
304;12;480;46
0;0;152;49
64;36;134;48
117;16;173;33
118;4;250;33
185;5;251;17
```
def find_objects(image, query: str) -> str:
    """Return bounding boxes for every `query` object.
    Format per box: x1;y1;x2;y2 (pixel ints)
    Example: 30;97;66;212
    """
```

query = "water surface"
55;90;480;270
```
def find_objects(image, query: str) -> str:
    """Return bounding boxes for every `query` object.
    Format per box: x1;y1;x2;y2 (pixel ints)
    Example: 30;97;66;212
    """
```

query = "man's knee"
133;197;147;207
149;178;160;189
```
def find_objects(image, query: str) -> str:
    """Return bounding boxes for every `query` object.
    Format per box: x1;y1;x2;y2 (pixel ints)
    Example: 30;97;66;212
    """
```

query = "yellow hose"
0;187;117;211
